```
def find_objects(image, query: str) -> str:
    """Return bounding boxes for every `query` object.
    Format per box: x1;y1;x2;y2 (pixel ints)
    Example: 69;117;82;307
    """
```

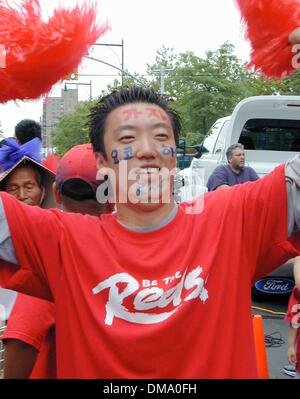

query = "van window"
214;120;230;153
239;119;300;151
202;120;223;153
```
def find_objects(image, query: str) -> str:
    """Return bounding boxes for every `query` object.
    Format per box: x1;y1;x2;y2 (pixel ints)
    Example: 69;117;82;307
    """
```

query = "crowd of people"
0;118;113;378
0;86;299;379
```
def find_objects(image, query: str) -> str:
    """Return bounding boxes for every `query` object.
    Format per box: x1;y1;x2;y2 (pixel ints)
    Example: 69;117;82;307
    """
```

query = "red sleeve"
230;165;300;281
2;293;55;350
0;192;64;301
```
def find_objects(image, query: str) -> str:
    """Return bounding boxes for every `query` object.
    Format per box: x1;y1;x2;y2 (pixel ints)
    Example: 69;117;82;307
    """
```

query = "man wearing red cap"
2;143;112;379
53;143;113;216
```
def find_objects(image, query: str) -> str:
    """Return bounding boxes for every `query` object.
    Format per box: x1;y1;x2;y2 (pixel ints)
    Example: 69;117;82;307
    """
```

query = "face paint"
122;107;142;121
145;106;168;121
161;144;176;157
123;146;134;160
111;149;120;164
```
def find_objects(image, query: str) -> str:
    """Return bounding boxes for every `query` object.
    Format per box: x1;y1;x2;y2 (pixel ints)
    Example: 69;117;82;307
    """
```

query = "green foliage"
147;42;290;142
185;132;205;146
52;100;97;156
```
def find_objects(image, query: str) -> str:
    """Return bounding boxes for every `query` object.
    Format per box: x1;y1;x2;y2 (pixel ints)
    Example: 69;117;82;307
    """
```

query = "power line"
84;55;145;86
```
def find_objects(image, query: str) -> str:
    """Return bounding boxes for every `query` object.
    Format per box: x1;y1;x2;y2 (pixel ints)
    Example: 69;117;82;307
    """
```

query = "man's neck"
115;201;177;229
229;164;242;174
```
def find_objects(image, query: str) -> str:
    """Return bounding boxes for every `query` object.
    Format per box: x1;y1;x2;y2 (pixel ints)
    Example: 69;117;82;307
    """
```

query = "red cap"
42;153;61;173
56;144;104;193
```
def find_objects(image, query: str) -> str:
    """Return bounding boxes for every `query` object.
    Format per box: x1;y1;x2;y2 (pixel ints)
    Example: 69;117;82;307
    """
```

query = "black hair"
60;178;96;201
15;119;42;144
60;178;109;201
88;85;181;156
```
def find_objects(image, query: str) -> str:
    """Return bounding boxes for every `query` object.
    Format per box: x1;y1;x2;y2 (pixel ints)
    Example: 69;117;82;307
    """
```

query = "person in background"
14;119;41;145
284;257;300;379
53;143;113;216
0;122;49;357
1;143;112;378
0;148;55;379
207;143;259;191
0;137;54;338
283;256;300;378
15;116;60;174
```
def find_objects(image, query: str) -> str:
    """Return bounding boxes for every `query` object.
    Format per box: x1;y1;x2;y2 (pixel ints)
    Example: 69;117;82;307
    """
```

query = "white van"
191;95;300;184
179;95;300;296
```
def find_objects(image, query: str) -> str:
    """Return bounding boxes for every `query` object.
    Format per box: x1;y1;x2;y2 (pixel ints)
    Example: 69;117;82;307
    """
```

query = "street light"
93;40;124;85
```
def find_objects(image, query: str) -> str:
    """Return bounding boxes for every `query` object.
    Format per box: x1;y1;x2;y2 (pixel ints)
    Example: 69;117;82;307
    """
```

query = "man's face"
96;102;177;208
228;148;245;170
5;166;44;206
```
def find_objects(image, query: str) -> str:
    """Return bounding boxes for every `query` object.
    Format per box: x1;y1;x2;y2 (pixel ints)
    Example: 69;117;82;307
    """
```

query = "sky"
0;0;251;137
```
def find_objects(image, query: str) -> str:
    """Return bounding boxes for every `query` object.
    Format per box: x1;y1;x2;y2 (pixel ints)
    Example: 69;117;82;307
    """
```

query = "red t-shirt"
0;164;299;378
2;293;56;378
285;287;300;372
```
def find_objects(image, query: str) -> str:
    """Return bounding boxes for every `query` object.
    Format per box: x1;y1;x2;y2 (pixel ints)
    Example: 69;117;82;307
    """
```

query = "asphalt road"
252;294;294;379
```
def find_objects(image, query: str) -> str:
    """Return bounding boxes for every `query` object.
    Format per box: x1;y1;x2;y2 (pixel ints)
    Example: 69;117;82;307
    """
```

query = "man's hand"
289;27;300;45
287;345;297;365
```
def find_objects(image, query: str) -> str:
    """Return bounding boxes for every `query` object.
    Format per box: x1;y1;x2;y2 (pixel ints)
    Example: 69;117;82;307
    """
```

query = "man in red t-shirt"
1;144;112;378
285;285;300;379
0;86;300;378
0;153;55;379
283;255;300;377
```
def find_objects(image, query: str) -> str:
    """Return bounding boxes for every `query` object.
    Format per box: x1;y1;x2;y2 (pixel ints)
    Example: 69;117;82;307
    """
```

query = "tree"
52;100;97;155
53;41;300;152
147;42;285;145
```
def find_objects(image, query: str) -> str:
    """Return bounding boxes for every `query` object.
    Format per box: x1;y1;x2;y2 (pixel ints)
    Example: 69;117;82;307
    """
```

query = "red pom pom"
0;0;109;102
237;0;300;78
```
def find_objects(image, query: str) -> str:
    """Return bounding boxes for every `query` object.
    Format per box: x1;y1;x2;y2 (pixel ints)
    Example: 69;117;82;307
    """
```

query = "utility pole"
153;67;173;95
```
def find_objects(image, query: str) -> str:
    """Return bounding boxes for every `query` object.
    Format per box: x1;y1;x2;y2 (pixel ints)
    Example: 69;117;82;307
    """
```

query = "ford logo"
254;278;294;294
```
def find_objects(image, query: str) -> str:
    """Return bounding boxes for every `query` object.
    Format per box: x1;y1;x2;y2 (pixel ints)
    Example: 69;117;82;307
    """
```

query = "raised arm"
0;192;63;301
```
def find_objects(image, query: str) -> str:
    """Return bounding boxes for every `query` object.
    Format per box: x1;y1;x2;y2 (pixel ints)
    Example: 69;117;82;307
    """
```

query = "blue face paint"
161;144;176;157
123;146;134;160
111;149;120;164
